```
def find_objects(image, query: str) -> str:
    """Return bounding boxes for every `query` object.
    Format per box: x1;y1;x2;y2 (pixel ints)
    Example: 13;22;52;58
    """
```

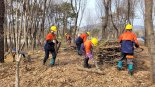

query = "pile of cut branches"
96;41;120;65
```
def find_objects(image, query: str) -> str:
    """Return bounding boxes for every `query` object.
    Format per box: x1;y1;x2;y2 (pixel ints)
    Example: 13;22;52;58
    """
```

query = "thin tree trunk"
63;12;67;37
15;0;20;86
0;0;5;63
73;15;78;42
101;0;111;40
127;0;131;23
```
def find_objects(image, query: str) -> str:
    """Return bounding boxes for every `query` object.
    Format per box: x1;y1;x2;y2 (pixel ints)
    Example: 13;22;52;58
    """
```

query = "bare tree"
0;0;5;63
101;0;111;39
70;0;87;41
144;0;155;83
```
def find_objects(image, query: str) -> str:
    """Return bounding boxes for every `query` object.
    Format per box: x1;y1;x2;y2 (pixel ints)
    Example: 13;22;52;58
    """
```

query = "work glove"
53;40;56;43
86;52;93;60
135;44;139;48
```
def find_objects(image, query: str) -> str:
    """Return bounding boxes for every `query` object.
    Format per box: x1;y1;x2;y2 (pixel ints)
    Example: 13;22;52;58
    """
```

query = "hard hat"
91;38;98;46
86;32;90;36
50;26;57;32
65;33;67;36
125;24;132;30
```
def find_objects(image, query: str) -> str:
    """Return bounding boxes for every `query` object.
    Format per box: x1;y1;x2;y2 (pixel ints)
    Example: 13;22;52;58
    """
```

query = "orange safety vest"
118;31;139;53
84;40;92;54
119;31;138;45
46;33;56;41
80;33;88;42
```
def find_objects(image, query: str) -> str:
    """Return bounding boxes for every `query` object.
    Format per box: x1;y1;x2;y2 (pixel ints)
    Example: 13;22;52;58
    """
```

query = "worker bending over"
80;38;98;68
65;33;72;48
75;32;90;55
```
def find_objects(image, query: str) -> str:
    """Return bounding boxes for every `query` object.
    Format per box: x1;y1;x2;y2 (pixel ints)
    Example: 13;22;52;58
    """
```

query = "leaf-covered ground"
0;46;154;87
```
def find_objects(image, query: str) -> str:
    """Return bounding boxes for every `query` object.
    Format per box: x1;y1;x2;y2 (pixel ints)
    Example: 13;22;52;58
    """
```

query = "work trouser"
75;37;83;55
119;53;134;65
43;42;57;65
117;52;134;72
83;57;90;68
0;57;4;63
76;42;82;55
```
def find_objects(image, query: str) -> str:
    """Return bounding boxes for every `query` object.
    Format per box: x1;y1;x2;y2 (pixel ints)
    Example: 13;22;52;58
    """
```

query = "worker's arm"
52;34;57;54
53;39;57;54
133;34;139;48
83;35;87;42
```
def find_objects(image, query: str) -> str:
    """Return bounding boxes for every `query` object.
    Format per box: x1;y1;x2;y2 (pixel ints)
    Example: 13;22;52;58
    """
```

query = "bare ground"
0;46;155;87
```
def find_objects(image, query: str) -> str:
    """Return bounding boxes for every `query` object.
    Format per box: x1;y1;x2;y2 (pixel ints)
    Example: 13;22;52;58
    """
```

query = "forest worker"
75;32;90;55
43;25;58;66
117;24;139;75
65;33;72;47
80;38;98;68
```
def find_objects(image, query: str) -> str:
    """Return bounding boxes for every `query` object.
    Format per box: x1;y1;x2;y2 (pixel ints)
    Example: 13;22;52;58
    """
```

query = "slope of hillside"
0;46;154;87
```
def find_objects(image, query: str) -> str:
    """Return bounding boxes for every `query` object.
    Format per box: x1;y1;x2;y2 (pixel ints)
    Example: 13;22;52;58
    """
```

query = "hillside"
0;44;154;87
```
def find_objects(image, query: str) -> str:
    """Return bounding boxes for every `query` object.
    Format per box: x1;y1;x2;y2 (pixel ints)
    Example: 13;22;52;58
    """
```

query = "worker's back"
119;31;138;53
84;40;92;54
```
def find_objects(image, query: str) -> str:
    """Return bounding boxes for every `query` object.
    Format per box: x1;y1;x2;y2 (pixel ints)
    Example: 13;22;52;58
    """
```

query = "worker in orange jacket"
43;26;58;66
75;32;90;55
80;38;98;68
117;24;139;75
65;33;71;47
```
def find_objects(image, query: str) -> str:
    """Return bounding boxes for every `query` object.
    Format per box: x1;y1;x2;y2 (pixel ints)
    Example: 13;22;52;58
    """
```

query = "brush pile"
96;41;120;65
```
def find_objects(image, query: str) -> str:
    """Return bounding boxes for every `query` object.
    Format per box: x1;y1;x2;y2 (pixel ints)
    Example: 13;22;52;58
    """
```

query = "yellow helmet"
65;33;67;36
125;24;132;30
91;38;98;46
50;26;57;32
86;32;90;36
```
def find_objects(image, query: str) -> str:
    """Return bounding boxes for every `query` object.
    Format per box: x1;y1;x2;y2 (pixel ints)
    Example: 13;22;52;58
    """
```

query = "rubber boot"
78;50;82;56
128;64;133;75
117;61;123;70
83;58;91;68
43;58;47;65
83;58;87;68
49;58;55;67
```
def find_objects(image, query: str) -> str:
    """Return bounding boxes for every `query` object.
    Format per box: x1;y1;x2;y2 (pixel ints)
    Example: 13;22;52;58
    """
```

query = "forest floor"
1;43;155;87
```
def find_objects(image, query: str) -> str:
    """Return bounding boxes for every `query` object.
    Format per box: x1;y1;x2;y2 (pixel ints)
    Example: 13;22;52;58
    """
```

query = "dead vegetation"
0;41;154;87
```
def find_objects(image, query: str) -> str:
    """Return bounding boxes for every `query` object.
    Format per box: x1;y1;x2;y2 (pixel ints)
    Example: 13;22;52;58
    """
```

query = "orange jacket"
84;40;92;54
46;33;56;41
119;31;138;45
80;33;88;42
119;31;139;53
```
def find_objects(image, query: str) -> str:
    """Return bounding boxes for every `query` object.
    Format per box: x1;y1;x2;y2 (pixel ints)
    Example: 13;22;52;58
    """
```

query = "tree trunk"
144;0;155;83
63;12;67;37
73;15;78;42
102;0;111;40
41;0;47;39
127;0;131;23
145;22;149;46
0;0;5;63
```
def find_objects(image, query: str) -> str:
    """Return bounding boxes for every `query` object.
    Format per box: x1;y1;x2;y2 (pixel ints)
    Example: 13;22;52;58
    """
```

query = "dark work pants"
119;52;134;65
83;57;90;68
76;43;82;55
43;47;56;65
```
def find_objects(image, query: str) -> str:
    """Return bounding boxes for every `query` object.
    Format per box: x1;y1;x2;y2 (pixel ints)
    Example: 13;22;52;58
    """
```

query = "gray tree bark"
144;0;155;83
0;0;5;63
